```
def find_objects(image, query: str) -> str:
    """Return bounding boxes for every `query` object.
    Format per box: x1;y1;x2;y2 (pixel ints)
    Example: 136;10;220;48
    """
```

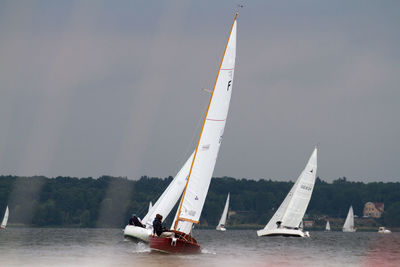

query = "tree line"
0;175;399;228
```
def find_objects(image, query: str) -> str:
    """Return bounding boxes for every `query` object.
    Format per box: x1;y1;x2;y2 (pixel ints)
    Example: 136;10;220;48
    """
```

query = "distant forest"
0;175;400;228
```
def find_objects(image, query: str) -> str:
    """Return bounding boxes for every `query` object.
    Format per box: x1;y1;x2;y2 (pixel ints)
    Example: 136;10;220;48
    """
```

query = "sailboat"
216;193;230;231
378;227;391;233
1;206;9;229
325;220;331;231
123;152;194;242
342;205;356;232
148;201;152;212
257;148;318;238
149;12;237;254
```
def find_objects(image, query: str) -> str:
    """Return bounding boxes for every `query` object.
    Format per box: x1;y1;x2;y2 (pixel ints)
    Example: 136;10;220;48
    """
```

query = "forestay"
173;15;237;235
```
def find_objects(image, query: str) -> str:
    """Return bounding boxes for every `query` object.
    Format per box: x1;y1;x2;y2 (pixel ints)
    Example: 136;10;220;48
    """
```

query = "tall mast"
174;13;238;230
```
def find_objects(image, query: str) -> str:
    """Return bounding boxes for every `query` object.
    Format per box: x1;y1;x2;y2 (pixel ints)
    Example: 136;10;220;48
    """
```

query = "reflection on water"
1;228;399;266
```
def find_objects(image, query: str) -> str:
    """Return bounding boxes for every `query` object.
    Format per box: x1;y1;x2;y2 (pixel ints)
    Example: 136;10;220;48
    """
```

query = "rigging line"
174;95;209;176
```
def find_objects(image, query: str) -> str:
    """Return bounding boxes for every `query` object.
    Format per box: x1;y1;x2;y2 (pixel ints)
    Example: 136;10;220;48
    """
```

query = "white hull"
257;228;309;238
216;226;226;231
378;227;391;233
123;225;152;242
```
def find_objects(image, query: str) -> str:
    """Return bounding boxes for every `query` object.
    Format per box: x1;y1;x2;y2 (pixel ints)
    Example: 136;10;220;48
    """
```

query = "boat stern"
123;225;152;242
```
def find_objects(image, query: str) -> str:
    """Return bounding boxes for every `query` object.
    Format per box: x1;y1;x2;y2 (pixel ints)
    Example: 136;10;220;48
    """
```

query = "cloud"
0;1;399;182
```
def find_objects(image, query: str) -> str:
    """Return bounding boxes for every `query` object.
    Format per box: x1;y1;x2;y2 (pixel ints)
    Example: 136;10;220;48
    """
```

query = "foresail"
1;206;9;228
142;152;194;227
218;193;230;227
174;15;237;234
262;178;300;230
281;148;318;228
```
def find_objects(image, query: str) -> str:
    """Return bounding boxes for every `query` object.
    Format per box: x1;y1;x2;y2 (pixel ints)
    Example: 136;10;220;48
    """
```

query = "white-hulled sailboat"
123;152;194;242
342;205;356;232
325;220;331;231
1;206;9;229
149;12;237;254
216;193;230;231
257;148;318;238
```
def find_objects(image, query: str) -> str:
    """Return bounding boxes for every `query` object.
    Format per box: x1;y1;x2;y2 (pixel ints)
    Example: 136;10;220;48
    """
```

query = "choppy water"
1;228;399;266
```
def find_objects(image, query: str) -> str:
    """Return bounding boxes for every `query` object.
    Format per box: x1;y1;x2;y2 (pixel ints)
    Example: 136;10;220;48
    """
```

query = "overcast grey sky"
0;0;399;182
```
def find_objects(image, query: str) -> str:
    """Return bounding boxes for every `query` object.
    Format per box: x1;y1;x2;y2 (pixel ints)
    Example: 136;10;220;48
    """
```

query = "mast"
174;13;238;231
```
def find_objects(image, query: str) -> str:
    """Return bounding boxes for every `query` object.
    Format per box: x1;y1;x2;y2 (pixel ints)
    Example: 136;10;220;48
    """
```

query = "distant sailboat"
325;221;331;231
342;206;356;232
1;206;9;229
148;201;152;212
149;12;238;253
378;227;391;233
123;152;194;242
257;148;318;238
216;193;230;231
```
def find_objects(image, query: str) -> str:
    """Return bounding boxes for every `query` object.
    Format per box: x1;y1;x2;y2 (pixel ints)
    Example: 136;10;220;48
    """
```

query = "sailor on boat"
129;214;145;228
153;214;174;237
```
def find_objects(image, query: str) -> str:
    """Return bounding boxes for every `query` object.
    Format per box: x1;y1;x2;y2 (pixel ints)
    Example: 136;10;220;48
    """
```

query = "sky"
0;0;399;182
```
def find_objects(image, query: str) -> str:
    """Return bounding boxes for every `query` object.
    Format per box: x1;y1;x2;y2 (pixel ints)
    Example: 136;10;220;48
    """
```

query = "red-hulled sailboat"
149;12;238;254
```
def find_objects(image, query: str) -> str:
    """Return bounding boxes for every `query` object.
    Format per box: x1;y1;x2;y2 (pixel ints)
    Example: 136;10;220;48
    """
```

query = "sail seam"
206;118;226;121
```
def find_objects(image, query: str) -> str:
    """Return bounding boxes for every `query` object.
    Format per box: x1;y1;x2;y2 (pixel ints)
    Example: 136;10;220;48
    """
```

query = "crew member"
129;214;145;228
152;214;174;237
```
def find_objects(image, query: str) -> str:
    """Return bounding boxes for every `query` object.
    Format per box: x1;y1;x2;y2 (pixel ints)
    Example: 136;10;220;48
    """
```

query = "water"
1;228;399;266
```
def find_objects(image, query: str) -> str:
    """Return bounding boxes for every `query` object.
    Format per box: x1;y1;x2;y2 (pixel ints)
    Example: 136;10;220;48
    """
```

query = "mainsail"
172;14;237;235
260;148;317;231
141;152;194;227
217;193;230;229
1;206;9;229
342;206;355;232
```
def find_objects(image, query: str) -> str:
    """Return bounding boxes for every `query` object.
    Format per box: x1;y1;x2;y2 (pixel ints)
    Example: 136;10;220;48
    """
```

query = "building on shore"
363;202;384;218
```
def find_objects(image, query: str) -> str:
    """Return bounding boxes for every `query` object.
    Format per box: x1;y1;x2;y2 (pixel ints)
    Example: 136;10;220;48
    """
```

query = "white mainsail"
216;193;230;229
141;152;194;227
148;201;152;212
342;206;355;232
325;221;331;231
172;14;237;235
258;148;317;233
1;206;9;229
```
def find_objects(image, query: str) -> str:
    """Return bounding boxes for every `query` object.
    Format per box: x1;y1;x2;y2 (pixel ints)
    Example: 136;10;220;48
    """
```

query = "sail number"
227;80;232;91
300;185;312;191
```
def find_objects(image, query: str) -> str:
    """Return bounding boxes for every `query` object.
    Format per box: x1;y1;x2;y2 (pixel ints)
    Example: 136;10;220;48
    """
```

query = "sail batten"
173;15;237;234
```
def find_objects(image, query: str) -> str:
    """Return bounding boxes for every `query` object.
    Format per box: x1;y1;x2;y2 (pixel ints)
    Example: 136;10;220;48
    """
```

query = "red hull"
149;231;201;254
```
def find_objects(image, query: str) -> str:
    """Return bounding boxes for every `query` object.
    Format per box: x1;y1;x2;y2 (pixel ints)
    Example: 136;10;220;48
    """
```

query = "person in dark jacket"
152;214;167;236
129;214;145;228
